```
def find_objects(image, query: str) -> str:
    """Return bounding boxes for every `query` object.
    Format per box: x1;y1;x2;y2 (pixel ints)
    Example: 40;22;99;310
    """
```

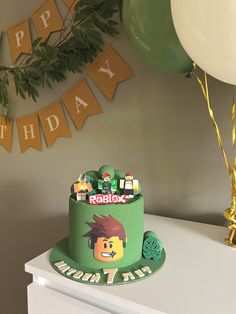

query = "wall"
0;1;233;313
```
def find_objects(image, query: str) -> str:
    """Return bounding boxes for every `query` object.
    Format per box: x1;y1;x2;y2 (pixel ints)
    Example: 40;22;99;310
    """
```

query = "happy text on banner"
32;0;64;41
7;18;32;63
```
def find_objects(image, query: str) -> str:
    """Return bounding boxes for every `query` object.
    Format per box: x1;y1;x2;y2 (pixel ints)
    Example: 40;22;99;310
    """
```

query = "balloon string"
232;89;236;149
193;67;233;175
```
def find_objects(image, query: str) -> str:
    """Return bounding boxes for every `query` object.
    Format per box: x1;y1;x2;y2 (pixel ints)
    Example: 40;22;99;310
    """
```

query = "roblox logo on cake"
88;194;128;205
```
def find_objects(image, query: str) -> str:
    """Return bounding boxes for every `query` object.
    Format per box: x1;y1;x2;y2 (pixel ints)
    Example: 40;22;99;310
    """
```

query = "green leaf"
46;78;52;89
142;236;163;261
32;37;42;47
25;56;34;66
0;66;9;71
74;7;93;21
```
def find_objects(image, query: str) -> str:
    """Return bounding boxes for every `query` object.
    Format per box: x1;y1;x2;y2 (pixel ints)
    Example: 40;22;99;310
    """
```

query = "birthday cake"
50;165;166;285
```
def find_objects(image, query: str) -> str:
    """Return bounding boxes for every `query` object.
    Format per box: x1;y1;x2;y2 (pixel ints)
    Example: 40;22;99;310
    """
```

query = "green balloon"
122;0;193;73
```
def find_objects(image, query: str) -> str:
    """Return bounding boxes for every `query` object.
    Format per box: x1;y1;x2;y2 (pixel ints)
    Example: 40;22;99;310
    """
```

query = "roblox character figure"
98;172;117;195
73;174;93;201
119;172;139;199
84;215;127;262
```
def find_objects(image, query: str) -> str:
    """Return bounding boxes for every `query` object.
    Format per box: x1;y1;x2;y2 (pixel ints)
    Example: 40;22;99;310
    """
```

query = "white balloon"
171;0;236;85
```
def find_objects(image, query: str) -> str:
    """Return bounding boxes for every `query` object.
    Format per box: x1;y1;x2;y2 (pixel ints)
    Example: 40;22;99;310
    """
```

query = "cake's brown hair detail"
84;215;126;245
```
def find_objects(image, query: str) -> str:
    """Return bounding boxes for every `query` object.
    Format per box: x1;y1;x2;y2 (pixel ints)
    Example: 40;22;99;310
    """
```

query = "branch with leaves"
0;0;120;117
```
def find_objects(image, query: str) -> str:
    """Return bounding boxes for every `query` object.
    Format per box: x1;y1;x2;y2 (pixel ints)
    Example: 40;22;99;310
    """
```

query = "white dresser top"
25;214;234;314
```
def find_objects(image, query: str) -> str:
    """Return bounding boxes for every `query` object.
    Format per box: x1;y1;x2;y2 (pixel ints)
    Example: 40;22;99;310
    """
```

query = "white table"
25;214;234;314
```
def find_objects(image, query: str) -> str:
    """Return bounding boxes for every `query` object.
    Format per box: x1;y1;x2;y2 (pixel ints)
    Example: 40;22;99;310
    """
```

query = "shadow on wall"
0;216;67;314
0;181;68;314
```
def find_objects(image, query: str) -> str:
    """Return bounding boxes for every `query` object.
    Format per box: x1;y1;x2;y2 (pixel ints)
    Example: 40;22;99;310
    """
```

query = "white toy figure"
119;172;139;199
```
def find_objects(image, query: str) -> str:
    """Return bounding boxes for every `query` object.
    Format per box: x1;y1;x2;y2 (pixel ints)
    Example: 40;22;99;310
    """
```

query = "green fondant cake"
69;195;144;268
50;165;166;285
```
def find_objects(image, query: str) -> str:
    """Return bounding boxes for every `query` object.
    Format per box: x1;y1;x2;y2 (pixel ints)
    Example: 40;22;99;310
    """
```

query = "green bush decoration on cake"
114;169;125;180
98;165;115;179
142;231;163;261
85;171;99;191
114;169;125;194
85;170;99;179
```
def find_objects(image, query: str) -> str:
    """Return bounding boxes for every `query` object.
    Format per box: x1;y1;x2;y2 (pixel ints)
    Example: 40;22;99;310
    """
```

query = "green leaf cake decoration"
142;231;163;261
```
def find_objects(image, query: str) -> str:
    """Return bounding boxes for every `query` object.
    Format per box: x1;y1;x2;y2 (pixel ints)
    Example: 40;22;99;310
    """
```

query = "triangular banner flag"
32;0;64;41
87;45;134;101
38;101;71;147
0;116;13;153
61;79;103;130
7;18;32;63
17;113;42;153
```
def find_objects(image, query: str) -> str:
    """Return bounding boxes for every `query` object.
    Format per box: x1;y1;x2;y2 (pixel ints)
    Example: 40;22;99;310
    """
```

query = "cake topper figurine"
119;172;139;199
98;172;117;195
84;215;127;262
73;174;93;201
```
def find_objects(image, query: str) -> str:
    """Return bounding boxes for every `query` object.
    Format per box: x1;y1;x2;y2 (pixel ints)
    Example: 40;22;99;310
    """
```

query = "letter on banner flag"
63;0;78;13
0;116;13;153
32;0;64;41
61;79;103;130
38;101;71;147
87;46;134;101
7;18;32;63
17;114;42;153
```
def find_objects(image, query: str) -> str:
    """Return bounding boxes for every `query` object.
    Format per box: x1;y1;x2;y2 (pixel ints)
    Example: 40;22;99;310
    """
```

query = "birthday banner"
0;0;134;153
0;45;133;153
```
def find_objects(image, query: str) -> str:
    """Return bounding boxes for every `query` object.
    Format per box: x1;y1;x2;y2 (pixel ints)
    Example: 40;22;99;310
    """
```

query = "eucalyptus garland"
0;0;121;117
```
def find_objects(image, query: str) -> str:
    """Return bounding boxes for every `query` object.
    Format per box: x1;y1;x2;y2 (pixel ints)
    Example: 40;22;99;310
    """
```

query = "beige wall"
0;1;233;313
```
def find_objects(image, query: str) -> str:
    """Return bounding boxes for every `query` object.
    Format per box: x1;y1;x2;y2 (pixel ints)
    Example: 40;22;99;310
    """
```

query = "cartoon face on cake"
84;215;127;262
